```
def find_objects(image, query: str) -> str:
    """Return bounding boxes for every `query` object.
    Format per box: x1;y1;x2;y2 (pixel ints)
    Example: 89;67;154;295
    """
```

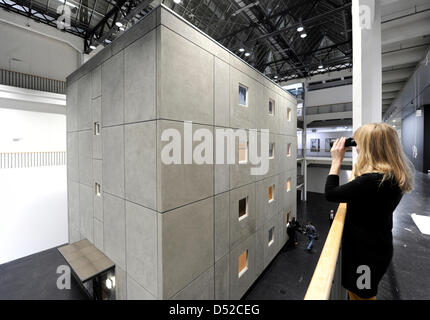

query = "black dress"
325;173;403;298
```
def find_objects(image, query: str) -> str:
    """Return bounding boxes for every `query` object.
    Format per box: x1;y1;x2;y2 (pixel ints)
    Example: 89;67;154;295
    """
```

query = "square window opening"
286;179;291;192
269;143;275;159
239;141;248;164
95;182;101;196
268;185;275;203
286;211;291;227
238;250;248;278
269;99;275;116
268;227;275;246
239;197;248;221
287;108;292;121
239;84;248;107
94;122;101;136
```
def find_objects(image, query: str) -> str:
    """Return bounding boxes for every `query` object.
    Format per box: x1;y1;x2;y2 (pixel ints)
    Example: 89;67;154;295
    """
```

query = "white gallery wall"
0;19;80;81
307;167;352;194
305;85;352;108
0;108;67;264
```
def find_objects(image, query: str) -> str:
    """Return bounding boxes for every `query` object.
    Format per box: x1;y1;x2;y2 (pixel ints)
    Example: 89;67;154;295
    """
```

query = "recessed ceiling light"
115;21;123;27
239;48;245;52
393;120;396;123
90;45;97;50
297;26;304;32
318;64;323;69
245;52;251;57
300;33;307;38
173;0;181;3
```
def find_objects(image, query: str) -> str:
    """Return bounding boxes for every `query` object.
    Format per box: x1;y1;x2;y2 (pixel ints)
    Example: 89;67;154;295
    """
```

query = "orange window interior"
238;250;248;276
286;179;291;192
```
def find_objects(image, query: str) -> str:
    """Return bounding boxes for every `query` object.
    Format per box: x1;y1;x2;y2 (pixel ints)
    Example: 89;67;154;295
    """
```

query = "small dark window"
268;227;275;246
239;197;248;220
239;85;248;107
269;99;275;115
269;143;275;159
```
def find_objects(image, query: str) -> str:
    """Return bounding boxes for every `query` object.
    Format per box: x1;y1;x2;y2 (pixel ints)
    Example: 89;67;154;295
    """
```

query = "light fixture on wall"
105;276;115;290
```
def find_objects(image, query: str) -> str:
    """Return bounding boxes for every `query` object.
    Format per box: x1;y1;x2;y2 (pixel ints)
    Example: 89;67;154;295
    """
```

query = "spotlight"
105;276;115;289
245;52;251;57
115;21;123;27
300;33;307;38
239;48;245;52
173;0;181;3
297;26;304;32
318;64;323;69
90;45;97;50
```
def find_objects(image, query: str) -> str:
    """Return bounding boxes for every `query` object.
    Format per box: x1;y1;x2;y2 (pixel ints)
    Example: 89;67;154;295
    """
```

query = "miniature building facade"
66;5;297;300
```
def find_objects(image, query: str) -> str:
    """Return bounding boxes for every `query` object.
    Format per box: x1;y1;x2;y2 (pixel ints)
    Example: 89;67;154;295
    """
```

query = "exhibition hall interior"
0;0;429;301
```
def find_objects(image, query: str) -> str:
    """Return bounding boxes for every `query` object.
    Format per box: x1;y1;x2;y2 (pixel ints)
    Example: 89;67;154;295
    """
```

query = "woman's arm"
325;137;365;203
329;137;346;175
325;174;370;203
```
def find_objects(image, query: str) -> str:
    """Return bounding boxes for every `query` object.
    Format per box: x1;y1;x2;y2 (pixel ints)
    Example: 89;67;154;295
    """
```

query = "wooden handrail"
304;203;347;300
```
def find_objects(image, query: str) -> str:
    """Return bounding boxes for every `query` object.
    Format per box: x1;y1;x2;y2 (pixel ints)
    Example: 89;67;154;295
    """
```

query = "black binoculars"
329;138;357;148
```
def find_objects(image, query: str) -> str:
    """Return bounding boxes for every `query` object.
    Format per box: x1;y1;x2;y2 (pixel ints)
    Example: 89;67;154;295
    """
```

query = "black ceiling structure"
0;0;352;81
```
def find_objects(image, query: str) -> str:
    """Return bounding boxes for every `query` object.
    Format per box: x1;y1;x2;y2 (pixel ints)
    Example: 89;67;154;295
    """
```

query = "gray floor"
244;172;430;300
0;172;429;300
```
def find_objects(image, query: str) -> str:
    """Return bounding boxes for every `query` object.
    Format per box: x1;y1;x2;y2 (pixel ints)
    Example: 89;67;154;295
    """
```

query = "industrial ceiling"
0;0;353;82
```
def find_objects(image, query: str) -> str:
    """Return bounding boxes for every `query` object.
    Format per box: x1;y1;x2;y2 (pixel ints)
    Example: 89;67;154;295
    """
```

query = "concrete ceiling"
381;0;430;122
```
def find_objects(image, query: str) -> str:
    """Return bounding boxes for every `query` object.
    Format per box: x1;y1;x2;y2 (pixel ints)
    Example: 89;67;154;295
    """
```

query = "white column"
302;81;308;201
352;0;382;132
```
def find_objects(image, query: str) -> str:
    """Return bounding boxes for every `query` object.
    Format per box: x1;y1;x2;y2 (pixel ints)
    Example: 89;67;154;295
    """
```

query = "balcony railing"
297;149;353;159
0;68;66;94
304;203;348;300
306;103;352;116
0;152;67;169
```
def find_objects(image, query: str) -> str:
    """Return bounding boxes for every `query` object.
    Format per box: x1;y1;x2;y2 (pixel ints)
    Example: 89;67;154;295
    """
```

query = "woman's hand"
331;137;347;163
329;137;347;175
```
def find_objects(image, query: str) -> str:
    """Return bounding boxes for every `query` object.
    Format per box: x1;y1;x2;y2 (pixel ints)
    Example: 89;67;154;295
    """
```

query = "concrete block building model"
66;4;297;300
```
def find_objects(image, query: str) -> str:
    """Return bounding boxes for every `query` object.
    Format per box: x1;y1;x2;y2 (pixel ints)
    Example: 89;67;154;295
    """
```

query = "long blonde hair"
352;123;414;193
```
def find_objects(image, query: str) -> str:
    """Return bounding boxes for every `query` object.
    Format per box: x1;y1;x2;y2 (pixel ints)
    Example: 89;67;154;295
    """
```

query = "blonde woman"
325;123;414;300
